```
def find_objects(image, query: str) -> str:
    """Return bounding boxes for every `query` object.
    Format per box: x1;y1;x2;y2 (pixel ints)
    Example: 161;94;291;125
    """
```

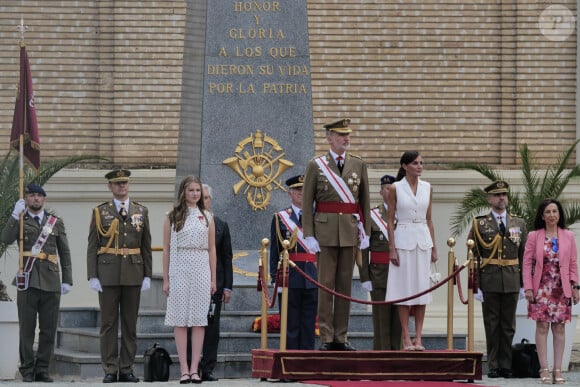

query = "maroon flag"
10;44;40;170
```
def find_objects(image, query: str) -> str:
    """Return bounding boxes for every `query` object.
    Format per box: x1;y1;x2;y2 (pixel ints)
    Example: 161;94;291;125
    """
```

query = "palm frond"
451;141;580;235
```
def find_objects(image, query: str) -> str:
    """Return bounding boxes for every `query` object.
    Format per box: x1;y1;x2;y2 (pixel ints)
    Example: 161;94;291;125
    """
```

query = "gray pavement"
2;373;580;386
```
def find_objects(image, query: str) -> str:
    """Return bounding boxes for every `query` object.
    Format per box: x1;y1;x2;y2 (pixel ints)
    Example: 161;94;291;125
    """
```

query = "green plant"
450;140;580;237
0;153;104;300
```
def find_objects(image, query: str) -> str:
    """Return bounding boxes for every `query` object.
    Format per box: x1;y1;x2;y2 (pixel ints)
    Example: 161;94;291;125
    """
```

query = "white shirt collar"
113;198;129;212
291;204;302;217
492;210;506;223
329;150;346;163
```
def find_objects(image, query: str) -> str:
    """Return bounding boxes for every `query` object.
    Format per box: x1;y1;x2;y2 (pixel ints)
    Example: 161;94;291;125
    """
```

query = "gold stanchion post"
446;237;456;350
259;238;269;349
279;240;290;351
466;239;475;352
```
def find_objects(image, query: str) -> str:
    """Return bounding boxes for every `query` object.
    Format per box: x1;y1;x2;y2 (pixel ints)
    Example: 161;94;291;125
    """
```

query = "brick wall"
0;1;576;169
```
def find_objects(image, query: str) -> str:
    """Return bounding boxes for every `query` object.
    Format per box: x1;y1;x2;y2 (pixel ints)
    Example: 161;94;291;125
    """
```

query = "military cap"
25;183;46;197
285;175;304;189
323;118;352;134
105;169;131;183
380;174;396;185
484;180;509;194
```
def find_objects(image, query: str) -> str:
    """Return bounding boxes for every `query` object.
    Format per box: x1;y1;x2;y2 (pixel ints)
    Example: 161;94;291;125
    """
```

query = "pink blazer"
522;228;579;298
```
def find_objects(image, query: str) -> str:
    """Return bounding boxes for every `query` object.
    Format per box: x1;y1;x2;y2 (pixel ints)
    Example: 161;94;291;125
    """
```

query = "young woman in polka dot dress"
163;175;217;384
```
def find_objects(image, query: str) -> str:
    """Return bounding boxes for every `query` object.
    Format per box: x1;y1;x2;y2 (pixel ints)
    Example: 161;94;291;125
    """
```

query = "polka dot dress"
165;207;212;327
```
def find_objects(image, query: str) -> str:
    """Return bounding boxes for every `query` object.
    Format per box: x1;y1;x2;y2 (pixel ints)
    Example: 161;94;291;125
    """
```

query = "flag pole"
17;18;28;275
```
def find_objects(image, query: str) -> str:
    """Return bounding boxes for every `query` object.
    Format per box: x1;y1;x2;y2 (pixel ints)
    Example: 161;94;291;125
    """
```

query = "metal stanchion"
446;238;456;350
259;238;269;350
466;239;475;352
279;240;290;351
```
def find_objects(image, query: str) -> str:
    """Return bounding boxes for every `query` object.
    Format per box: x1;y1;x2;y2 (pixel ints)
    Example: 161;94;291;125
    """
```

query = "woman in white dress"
163;175;217;384
386;151;438;351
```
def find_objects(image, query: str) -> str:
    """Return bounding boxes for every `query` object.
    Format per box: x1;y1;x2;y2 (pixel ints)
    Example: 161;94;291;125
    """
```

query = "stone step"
53;332;466;380
139;276;371;312
51;348;251;380
60;308;378;334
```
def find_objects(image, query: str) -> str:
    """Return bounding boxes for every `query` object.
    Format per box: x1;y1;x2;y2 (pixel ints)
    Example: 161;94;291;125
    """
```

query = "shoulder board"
508;213;523;219
96;201;110;208
475;215;487;219
349;153;363;160
131;201;146;207
46;210;60;219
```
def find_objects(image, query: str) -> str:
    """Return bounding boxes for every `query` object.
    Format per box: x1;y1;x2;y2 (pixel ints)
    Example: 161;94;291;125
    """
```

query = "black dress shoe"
118;372;139;382
103;373;118;383
488;368;500;378
499;368;513;378
318;342;334;351
22;374;34;382
202;371;218;381
35;372;54;382
334;341;356;351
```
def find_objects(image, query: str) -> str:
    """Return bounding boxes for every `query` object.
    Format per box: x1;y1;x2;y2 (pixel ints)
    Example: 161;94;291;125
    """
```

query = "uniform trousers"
199;291;223;374
317;245;357;344
482;290;518;370
278;287;318;350
370;286;402;350
17;287;60;376
98;285;141;374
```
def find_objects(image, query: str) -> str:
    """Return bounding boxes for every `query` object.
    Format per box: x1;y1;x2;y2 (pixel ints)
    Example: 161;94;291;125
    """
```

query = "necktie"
336;156;344;174
120;202;127;219
298;210;302;224
498;217;506;234
34;216;41;225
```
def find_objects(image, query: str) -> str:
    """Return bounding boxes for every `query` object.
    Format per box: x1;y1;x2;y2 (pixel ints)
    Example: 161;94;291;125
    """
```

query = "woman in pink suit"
523;198;580;384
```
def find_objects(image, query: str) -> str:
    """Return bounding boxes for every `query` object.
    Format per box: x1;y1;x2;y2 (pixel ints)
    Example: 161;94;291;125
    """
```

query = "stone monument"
177;0;314;249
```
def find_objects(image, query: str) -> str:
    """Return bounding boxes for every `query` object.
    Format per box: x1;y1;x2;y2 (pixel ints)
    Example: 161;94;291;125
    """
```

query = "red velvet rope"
290;261;467;305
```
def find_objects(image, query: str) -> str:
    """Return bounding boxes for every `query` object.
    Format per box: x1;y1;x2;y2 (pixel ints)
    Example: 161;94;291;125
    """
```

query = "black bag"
511;338;540;378
143;343;172;382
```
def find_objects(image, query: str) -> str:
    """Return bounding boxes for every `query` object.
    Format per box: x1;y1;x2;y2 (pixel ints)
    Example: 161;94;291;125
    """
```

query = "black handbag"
511;338;540;378
143;343;172;382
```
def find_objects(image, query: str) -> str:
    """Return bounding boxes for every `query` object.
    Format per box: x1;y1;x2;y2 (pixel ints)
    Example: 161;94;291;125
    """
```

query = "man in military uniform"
302;118;371;351
1;184;73;383
87;169;152;383
270;175;318;350
468;180;526;379
360;174;402;350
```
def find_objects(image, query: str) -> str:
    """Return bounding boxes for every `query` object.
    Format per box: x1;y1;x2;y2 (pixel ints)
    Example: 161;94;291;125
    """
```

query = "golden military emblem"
223;130;294;210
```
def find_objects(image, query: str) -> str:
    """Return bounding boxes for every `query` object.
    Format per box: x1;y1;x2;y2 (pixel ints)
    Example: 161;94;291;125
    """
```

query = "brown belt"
98;247;141;256
370;251;390;264
23;251;58;264
486;258;519;266
289;252;317;262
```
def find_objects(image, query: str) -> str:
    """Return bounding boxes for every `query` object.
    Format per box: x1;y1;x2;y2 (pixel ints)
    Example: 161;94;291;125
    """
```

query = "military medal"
131;214;144;231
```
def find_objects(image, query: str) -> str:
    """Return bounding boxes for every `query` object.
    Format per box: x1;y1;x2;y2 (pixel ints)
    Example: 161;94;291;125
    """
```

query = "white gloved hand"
141;277;151;292
359;235;370;250
519;287;525;300
305;237;320;253
11;199;25;220
474;288;484;303
361;281;373;292
61;283;72;295
88;278;103;293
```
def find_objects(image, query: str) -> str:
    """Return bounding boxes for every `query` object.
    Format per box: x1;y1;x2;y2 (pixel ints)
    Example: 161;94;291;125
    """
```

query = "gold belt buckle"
121;248;128;256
